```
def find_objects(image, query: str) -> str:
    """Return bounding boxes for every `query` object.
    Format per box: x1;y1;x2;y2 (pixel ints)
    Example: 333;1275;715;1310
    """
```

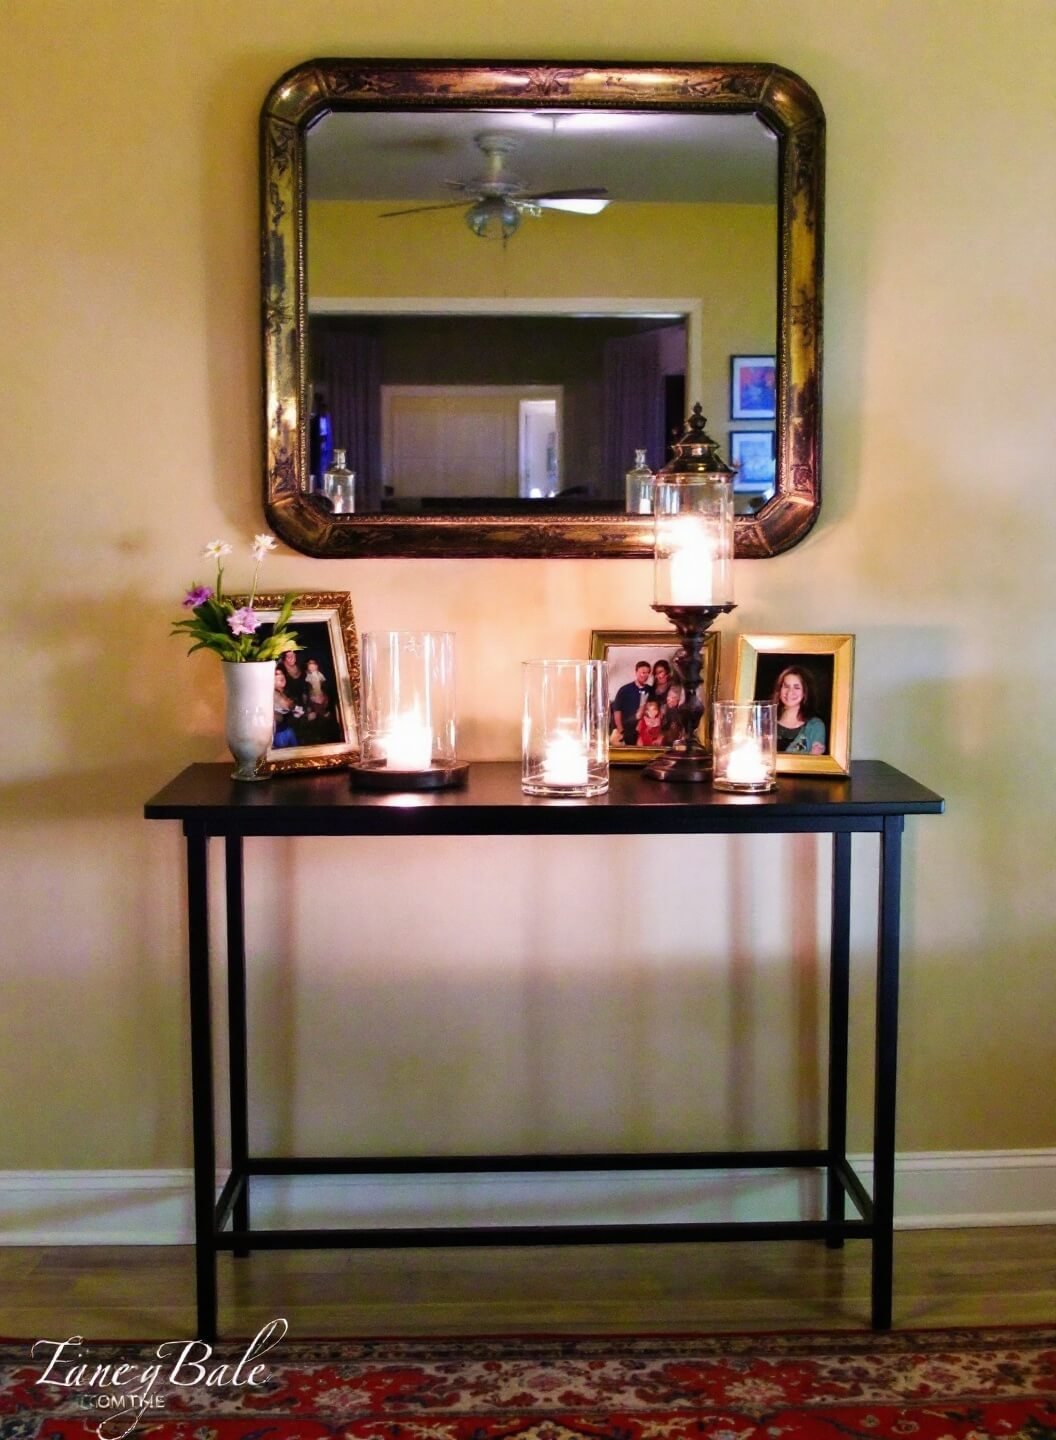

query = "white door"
519;398;559;497
382;386;562;499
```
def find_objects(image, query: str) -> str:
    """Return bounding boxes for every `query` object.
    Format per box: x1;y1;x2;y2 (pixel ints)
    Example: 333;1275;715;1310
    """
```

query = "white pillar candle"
542;735;589;787
667;519;716;605
724;736;770;786
382;713;433;770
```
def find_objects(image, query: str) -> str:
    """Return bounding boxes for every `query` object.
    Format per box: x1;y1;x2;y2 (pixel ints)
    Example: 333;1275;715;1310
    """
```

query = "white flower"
251;533;278;562
203;540;232;559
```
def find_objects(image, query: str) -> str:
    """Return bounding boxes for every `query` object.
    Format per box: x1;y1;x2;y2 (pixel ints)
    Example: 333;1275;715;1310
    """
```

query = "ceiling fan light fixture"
465;195;521;240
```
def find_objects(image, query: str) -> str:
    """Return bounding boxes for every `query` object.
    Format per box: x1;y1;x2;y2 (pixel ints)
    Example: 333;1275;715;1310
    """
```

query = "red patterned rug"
2;1326;1055;1439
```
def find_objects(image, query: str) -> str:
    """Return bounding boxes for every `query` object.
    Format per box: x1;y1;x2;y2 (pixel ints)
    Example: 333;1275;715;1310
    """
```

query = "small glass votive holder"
522;660;609;797
352;630;467;790
712;701;777;793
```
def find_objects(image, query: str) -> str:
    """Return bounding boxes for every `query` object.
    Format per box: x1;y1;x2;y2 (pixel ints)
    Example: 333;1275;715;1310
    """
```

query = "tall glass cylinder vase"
522;660;609;797
355;631;463;788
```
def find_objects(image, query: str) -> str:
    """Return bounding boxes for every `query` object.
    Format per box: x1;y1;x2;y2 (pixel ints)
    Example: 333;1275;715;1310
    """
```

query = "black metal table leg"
826;831;852;1248
871;814;904;1330
186;822;218;1341
225;834;250;1256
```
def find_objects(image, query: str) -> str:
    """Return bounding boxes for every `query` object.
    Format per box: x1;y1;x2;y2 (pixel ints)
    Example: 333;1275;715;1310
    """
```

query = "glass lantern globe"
465;196;521;240
652;406;735;608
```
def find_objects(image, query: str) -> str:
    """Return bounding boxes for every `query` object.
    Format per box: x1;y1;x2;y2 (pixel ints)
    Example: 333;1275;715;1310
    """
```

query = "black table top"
145;761;943;837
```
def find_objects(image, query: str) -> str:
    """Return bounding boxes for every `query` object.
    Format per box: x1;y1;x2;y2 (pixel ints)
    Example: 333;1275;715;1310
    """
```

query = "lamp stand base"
641;601;736;785
642;749;714;784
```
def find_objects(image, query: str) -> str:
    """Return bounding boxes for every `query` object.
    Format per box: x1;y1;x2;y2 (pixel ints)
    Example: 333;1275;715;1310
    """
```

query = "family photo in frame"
232;591;361;773
589;630;720;764
734;634;854;776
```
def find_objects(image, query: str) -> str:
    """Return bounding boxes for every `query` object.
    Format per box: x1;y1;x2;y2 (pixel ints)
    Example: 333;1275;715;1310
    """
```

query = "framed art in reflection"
729;430;776;491
730;355;776;420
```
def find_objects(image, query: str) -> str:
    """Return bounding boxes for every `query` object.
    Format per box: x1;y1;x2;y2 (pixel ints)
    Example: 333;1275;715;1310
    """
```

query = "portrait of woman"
736;634;854;777
772;665;826;754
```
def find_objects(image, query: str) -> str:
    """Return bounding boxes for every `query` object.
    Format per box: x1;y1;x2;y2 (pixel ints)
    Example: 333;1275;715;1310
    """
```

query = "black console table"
145;760;942;1338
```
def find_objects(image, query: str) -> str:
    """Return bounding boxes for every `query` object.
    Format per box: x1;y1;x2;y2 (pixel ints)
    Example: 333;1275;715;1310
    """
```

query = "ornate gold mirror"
261;60;823;558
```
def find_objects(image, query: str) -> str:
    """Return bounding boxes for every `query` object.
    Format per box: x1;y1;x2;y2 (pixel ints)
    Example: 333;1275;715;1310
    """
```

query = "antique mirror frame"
261;60;824;558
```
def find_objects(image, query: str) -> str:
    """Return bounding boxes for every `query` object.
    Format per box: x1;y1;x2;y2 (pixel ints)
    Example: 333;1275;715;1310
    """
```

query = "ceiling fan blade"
378;201;469;218
521;188;610;201
536;197;610;215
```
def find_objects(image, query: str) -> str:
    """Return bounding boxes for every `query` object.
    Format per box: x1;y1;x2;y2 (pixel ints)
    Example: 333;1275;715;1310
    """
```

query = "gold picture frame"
230;591;360;774
590;629;720;766
734;633;854;776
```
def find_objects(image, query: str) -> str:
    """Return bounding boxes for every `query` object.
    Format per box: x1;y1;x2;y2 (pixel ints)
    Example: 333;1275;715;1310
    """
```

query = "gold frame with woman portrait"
734;634;854;776
590;629;720;766
230;590;361;774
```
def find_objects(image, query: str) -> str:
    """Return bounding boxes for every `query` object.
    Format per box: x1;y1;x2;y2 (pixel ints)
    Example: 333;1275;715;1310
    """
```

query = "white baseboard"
0;1152;1053;1245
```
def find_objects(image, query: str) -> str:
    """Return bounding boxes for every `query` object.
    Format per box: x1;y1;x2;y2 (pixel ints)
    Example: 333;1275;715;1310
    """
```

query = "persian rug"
1;1325;1055;1440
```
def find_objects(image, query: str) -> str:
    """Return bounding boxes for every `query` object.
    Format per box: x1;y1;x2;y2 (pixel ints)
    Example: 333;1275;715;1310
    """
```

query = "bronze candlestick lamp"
644;405;737;783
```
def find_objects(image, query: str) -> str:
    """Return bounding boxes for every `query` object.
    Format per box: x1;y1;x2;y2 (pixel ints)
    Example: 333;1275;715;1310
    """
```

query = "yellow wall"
310;198;777;460
2;0;1054;1169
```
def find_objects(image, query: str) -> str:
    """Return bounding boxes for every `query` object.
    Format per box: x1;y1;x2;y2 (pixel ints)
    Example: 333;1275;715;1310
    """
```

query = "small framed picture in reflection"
729;430;776;491
730;355;776;419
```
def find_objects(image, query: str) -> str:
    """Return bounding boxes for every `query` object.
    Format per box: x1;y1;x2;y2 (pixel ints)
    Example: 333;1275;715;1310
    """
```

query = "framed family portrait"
734;634;854;776
590;629;720;765
729;430;776;491
232;590;361;774
730;355;777;420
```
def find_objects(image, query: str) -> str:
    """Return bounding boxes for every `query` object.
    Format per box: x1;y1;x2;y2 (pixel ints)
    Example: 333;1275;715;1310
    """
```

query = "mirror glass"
305;110;777;516
262;62;824;558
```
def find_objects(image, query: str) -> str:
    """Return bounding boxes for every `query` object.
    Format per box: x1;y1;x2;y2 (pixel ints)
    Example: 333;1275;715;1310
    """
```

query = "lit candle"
542;734;589;787
724;736;770;787
667;518;715;605
382;713;433;770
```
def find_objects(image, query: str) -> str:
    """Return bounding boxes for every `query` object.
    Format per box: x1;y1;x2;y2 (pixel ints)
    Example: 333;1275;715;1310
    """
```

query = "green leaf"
274;592;300;631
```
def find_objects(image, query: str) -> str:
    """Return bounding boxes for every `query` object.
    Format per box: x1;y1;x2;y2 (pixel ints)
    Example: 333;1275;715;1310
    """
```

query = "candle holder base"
521;777;609;799
712;777;777;794
349;761;470;792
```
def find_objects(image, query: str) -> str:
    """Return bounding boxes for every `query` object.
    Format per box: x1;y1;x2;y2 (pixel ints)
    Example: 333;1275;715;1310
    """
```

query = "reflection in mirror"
261;61;824;558
305;109;777;516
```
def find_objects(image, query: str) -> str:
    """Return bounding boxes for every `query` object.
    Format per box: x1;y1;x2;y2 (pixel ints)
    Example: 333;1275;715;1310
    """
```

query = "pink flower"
227;607;260;636
182;585;214;609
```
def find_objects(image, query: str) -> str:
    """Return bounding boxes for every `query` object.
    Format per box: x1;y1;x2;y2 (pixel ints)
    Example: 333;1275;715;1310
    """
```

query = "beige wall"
2;0;1054;1169
310;198;777;439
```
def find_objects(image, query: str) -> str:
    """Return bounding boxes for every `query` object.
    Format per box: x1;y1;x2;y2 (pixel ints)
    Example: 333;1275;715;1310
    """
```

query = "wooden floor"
1;1228;1053;1340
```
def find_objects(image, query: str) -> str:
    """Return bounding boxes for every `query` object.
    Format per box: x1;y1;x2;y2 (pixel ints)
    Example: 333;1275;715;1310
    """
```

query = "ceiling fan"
378;132;610;240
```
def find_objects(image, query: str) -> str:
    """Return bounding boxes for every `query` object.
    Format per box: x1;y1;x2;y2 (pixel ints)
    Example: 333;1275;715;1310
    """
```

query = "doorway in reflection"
307;312;686;514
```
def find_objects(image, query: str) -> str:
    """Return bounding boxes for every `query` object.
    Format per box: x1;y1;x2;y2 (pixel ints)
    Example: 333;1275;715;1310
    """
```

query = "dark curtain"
311;322;382;510
601;329;667;500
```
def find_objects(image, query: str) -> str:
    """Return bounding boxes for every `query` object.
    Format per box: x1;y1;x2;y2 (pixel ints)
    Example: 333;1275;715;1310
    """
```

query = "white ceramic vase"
222;659;275;781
